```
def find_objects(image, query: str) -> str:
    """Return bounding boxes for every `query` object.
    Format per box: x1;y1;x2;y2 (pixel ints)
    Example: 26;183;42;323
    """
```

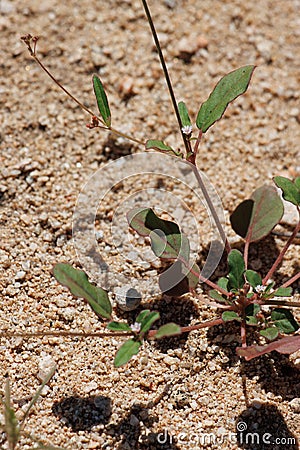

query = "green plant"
0;367;67;449
20;0;300;366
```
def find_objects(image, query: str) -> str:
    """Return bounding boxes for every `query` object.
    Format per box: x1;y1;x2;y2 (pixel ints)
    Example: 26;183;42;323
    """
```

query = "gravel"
1;0;300;449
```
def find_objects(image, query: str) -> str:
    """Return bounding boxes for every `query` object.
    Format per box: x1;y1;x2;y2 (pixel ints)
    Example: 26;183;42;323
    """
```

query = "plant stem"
280;271;300;289
263;215;300;285
148;317;225;337
263;299;300;307
190;163;231;253
140;0;191;157
23;38;145;146
243;238;250;269
241;319;247;347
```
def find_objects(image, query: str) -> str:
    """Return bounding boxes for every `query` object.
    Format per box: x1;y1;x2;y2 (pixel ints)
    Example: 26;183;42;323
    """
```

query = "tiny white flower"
255;285;266;293
130;322;141;333
182;125;193;135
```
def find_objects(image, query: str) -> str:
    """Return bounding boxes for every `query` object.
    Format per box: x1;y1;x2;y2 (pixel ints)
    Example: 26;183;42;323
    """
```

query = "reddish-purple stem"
263;216;300;285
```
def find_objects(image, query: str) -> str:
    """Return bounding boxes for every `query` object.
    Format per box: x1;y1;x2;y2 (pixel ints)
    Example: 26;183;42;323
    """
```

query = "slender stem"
244;238;250;270
262;299;300;307
241;320;247;347
191;163;231;253
23;38;145;146
148;317;224;337
0;330;132;338
280;271;300;289
263;215;300;285
193;130;203;157
140;0;191;156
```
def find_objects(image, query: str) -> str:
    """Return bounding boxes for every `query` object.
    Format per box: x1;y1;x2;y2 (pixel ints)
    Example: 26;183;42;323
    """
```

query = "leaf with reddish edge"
154;323;182;339
236;335;300;360
230;185;284;242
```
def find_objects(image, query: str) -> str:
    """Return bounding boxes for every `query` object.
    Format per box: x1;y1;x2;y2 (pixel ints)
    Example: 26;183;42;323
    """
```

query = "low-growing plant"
20;0;300;367
0;367;67;449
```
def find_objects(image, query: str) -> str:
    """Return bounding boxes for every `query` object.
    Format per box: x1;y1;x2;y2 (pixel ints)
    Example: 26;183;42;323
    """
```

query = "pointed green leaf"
209;289;228;303
114;339;141;367
196;65;255;133
139;311;160;334
260;327;279;341
222;311;241;322
145;139;181;157
245;270;262;289
273;176;300;206
228;249;245;290
136;309;151;323
107;322;132;332
53;263;112;319
178;101;192;127
230;186;284;242
92;74;111;127
271;308;299;334
272;287;292;297
294;177;300;190
154;323;182;339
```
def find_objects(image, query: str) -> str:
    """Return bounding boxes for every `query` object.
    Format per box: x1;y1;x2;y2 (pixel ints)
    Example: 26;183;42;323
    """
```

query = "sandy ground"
1;0;300;448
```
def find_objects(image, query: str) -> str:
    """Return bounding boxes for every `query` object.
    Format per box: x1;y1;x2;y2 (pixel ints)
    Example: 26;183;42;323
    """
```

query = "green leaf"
228;249;245;290
128;208;197;292
272;287;292;297
196;65;255;133
245;303;260;325
230;186;284;242
271;308;299;334
107;322;132;332
260;327;279;341
145;139;181;157
245;303;260;316
136;309;151;323
154;323;182;339
53;263;112;319
217;277;229;291
294;177;300;190
114;339;141;367
209;289;228;303
245;270;262;289
92;74;111;127
222;311;241;322
139;311;160;334
178;101;192;127
273;176;300;206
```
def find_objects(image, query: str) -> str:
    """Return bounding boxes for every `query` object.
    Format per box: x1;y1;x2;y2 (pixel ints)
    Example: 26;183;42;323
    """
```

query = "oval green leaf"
245;270;262;289
92;74;111;127
228;249;245;290
178;101;192;127
230;186;284;242
271;308;299;334
222;311;241;322
273;176;300;206
107;321;132;332
196;65;255;133
154;323;182;339
140;311;160;334
260;327;279;341
114;338;141;367
53;263;112;319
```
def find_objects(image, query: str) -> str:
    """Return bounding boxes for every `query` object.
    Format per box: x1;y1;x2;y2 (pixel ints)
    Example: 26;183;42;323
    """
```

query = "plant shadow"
52;395;112;431
101;134;134;160
52;388;180;449
236;402;298;449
